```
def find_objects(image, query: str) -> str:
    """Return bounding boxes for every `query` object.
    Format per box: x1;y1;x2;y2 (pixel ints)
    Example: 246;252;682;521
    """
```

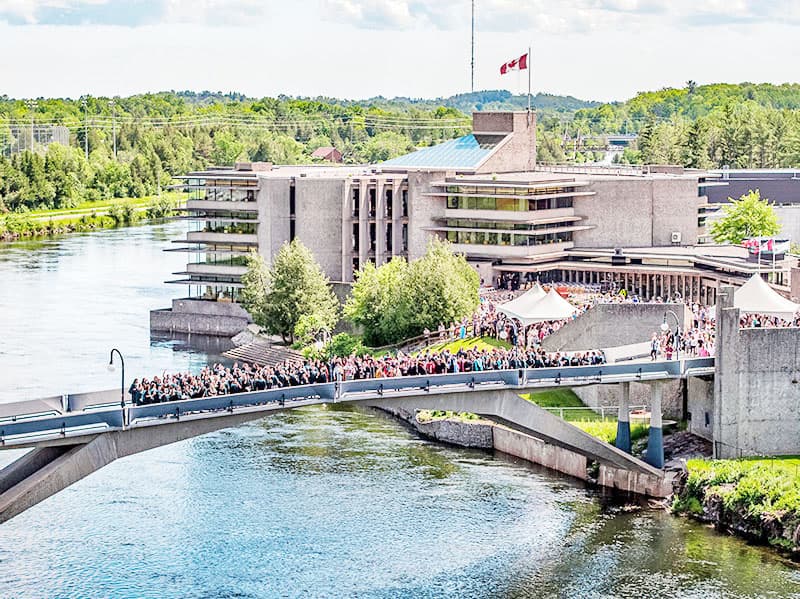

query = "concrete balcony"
451;241;573;260
185;200;258;212
444;207;576;223
186;232;258;244
186;264;248;277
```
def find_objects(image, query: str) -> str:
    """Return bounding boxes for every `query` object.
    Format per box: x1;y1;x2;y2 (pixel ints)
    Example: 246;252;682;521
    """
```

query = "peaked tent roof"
497;284;547;322
732;274;800;319
499;286;577;325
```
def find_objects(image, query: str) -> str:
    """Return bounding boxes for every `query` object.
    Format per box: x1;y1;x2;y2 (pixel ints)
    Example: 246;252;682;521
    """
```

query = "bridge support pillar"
615;382;631;454
645;381;664;469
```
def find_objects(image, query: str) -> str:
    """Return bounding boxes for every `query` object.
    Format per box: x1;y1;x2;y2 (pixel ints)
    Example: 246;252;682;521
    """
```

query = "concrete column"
358;181;369;267
645;382;664;468
616;382;632;453
375;181;386;264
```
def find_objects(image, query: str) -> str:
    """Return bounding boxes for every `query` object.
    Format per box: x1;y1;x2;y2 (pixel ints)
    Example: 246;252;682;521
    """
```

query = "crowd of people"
128;345;606;405
130;279;800;404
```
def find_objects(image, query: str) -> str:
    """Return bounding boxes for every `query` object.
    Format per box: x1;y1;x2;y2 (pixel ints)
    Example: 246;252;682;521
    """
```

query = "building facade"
152;112;793;335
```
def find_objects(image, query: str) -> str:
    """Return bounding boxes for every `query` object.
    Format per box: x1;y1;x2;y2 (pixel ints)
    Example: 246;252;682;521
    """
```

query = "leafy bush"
345;238;479;346
321;333;367;360
145;195;177;219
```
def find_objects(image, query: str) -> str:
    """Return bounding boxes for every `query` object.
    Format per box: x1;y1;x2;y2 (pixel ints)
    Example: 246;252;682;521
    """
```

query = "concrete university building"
151;111;794;336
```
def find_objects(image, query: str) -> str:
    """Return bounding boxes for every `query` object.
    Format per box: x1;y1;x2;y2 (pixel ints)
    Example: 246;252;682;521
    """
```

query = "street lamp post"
660;310;681;361
108;348;126;414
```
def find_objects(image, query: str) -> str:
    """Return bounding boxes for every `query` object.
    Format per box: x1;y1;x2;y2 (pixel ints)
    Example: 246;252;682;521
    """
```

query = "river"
0;221;799;598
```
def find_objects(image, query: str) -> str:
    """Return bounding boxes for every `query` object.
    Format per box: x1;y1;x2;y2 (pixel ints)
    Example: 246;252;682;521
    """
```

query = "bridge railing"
129;383;336;423
0;409;125;444
340;369;519;397
0;358;716;445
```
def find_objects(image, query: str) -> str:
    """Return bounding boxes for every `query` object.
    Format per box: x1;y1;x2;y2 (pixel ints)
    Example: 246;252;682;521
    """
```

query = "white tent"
499;287;577;325
729;274;800;320
497;283;546;322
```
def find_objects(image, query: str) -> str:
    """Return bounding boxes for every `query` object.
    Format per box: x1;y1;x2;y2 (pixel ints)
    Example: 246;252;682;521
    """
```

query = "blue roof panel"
381;134;504;170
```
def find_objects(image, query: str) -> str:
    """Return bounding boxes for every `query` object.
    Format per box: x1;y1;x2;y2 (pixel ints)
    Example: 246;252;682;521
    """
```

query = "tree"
345;239;479;346
240;252;271;326
243;240;339;343
344;258;409;346
709;190;780;245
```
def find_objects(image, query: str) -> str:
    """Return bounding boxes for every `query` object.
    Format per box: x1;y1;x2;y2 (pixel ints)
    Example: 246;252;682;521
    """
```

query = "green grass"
523;388;648;445
24;192;185;218
684;456;800;517
421;336;512;355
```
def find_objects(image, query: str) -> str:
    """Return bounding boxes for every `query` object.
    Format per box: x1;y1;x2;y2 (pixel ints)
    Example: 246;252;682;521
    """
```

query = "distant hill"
439;90;600;113
169;89;600;115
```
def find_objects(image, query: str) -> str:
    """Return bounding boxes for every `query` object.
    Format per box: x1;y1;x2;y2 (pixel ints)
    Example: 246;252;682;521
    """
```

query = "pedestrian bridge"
0;358;713;524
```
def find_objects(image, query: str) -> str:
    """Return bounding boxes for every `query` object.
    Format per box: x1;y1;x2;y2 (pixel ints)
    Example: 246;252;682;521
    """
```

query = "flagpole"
526;45;532;127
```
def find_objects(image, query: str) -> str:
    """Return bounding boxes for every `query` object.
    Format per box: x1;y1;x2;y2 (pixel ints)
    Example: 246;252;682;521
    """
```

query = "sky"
0;0;799;102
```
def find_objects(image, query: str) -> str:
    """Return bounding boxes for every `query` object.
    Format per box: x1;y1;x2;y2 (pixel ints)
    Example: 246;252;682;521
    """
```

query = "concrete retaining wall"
541;303;690;352
492;426;588;480
150;298;251;337
687;377;714;441
598;464;673;497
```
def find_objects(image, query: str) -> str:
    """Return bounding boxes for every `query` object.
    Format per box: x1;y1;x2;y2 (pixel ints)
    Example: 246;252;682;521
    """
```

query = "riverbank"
0;193;184;241
376;397;673;497
672;457;800;556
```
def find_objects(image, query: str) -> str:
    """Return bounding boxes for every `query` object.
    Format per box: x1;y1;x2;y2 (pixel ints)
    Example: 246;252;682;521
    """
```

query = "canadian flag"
500;52;528;75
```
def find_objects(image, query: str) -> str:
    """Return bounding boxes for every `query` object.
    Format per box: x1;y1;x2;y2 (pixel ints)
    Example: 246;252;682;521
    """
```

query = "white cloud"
0;0;108;24
320;0;800;32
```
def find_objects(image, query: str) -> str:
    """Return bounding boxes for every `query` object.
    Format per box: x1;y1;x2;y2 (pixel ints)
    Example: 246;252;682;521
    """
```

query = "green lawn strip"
421;336;512;355
523;389;649;445
24;192;185;218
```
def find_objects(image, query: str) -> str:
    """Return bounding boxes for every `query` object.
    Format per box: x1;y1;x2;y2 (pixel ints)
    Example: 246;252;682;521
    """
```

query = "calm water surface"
0;222;799;598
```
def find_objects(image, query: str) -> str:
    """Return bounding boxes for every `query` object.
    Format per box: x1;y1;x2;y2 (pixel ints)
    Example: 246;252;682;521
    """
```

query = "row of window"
190;189;258;203
446;196;573;212
352;188;409;218
445;185;576;197
445;219;576;232
445;230;573;246
189;211;259;221
194;221;258;235
352;222;408;253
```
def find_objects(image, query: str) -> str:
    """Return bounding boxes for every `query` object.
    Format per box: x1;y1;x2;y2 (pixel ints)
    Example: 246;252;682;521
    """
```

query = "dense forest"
2;83;800;213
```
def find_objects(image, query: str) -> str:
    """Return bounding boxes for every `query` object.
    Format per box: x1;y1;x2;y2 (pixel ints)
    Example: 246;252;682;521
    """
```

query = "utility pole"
81;96;89;159
25;99;38;153
109;99;117;160
470;0;475;93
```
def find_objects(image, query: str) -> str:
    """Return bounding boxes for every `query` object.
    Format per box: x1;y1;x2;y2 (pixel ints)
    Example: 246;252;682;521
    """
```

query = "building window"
369;223;376;252
352;222;359;252
352;257;360;272
402;223;408;251
368;188;376;218
289;219;296;242
352;188;360;217
402;190;408;217
386;223;393;252
289;185;296;216
386;189;393;217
